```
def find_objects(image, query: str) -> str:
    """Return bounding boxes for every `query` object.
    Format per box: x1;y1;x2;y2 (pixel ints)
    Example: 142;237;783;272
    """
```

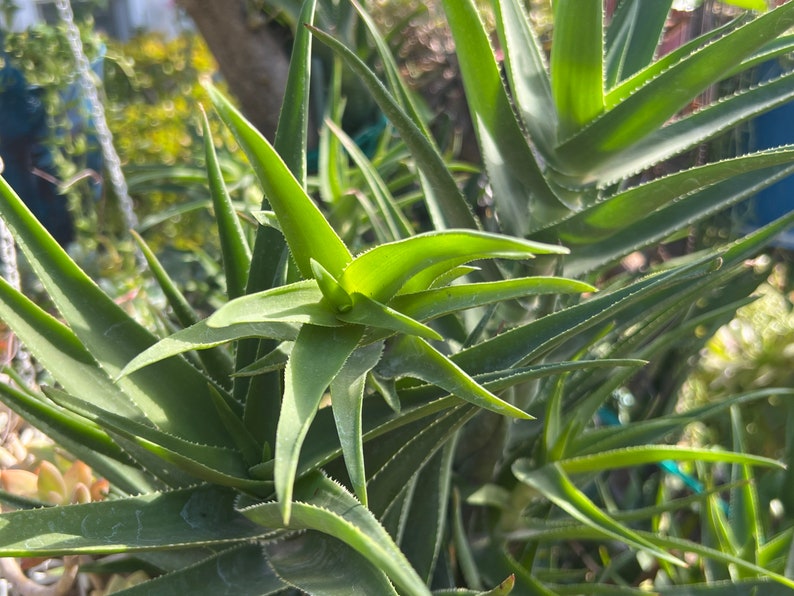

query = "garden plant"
1;0;794;593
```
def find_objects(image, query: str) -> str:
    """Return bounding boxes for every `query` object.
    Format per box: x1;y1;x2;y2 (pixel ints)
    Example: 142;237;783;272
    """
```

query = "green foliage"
0;0;794;593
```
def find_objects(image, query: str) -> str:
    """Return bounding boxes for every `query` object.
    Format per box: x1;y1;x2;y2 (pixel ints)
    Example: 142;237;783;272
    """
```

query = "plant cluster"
0;0;793;594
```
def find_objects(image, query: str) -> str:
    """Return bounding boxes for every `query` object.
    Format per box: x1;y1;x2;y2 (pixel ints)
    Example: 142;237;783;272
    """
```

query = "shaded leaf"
241;472;430;595
275;325;364;522
0;485;268;556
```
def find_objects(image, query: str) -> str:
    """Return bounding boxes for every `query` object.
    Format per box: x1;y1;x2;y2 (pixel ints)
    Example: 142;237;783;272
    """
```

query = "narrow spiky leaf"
241;472;431;595
340;230;566;303
275;325;364;522
0;176;233;448
273;0;318;184
0;485;268;556
309;25;479;231
550;0;604;138
330;342;384;507
206;84;352;279
513;461;685;566
201;109;251;299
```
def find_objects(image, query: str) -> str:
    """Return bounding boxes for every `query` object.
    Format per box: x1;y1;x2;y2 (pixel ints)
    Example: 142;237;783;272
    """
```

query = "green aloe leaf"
730;33;794;78
273;0;317;184
559;164;794;275
513;462;685;566
454;256;718;374
233;0;318;420
0;275;168;455
119;320;299;378
267;531;399;595
116;544;286;595
444;0;569;232
555;445;783;475
0;485;268;557
557;2;794;173
0;382;122;464
550;0;604;138
43;389;269;492
206;84;352;279
0;177;232;448
241;472;431;596
275;325;364;523
201;108;251;299
390;277;595;323
544;147;794;245
131;231;200;330
339;293;442;341
340;231;566;303
729;407;765;556
592;69;794;183
327;118;413;242
384;336;531;420
233;343;291;377
329;342;384;507
206;280;340;328
317;60;349;207
494;0;556;156
604;0;672;87
309;25;479;231
0;383;155;496
606;15;747;111
131;230;234;388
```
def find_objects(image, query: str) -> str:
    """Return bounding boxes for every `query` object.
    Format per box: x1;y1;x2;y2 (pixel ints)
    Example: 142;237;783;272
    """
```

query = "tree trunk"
177;0;290;140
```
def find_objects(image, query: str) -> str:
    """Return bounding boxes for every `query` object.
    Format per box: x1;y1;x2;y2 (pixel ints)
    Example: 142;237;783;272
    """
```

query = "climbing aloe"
0;0;792;593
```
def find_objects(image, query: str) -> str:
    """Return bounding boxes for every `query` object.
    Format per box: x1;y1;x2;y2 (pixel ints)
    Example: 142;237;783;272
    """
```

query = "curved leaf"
202;109;251;299
391;277;595;323
206;84;352;279
383;336;532;420
444;0;569;232
341;231;567;303
339;293;442;341
0;485;268;557
330;342;384;507
120;319;299;378
207;280;339;328
494;0;556;155
544;147;794;245
275;325;364;523
0;176;232;448
117;544;286;595
556;2;794;173
309;25;479;231
592;69;794;183
273;0;317;185
513;461;685;566
241;472;431;596
557;445;784;475
604;0;672;87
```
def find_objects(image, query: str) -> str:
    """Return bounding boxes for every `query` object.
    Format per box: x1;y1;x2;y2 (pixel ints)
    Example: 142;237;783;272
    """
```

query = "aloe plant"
0;0;793;593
